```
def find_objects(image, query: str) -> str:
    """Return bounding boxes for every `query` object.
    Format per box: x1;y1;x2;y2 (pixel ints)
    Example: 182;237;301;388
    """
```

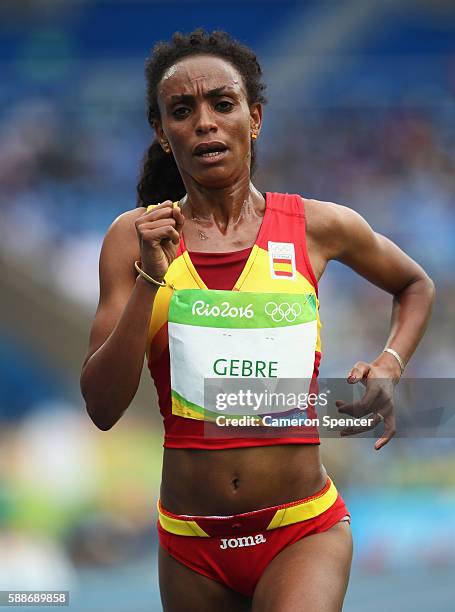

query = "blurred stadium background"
1;0;454;610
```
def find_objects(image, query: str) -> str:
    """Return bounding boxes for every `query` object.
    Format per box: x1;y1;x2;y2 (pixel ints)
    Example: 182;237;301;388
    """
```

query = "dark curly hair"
136;29;267;207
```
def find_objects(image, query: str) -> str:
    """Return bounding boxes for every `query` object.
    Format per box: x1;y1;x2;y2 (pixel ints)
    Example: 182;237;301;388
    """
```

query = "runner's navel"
231;477;240;491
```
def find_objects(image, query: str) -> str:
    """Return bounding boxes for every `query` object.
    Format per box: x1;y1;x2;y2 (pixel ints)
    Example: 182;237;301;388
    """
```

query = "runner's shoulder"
104;206;146;243
302;197;368;261
109;205;147;231
302;197;365;240
100;206;146;265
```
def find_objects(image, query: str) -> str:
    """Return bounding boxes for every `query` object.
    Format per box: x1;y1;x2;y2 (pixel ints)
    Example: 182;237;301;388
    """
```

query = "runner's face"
155;55;261;189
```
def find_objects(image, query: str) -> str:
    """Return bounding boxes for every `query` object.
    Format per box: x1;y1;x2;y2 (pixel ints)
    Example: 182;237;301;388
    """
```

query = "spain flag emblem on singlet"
268;241;296;280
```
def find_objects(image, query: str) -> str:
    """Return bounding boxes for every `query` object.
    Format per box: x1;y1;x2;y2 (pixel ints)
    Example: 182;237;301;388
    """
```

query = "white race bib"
168;290;318;421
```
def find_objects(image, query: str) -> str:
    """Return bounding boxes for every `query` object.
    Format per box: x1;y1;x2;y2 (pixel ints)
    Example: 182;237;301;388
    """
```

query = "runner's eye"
173;107;191;119
216;100;234;112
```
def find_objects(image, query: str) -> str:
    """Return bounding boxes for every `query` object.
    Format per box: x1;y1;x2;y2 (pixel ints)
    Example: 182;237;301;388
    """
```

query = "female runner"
80;30;435;611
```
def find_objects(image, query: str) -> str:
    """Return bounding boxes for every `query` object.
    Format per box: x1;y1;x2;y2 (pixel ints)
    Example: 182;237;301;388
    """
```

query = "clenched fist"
135;200;185;282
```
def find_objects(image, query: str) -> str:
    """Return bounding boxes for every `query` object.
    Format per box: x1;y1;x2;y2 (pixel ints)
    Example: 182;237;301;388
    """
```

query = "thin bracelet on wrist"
383;347;405;375
134;261;167;287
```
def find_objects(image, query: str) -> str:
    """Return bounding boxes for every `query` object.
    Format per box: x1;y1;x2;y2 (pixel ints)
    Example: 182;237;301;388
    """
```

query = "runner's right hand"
135;200;185;282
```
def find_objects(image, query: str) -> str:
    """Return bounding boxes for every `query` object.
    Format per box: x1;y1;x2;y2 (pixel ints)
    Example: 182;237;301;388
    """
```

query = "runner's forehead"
159;56;245;99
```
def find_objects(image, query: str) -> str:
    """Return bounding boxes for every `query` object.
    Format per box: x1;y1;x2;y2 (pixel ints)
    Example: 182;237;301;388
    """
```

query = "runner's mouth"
193;142;228;160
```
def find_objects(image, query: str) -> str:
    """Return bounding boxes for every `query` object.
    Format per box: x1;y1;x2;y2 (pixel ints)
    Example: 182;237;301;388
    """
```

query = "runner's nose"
195;104;217;135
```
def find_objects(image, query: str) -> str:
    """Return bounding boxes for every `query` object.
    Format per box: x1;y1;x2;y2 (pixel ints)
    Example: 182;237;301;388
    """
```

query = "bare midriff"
160;444;327;516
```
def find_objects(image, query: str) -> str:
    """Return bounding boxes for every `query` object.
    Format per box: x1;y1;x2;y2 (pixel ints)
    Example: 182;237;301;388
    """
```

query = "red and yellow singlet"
145;192;322;449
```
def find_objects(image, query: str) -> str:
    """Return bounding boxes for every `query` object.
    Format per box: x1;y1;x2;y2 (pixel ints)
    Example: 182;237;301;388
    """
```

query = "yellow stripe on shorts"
157;479;338;537
157;501;210;537
266;478;338;529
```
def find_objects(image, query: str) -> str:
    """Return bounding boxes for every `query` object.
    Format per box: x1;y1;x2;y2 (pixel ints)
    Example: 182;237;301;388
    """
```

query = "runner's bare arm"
80;208;159;430
314;200;435;376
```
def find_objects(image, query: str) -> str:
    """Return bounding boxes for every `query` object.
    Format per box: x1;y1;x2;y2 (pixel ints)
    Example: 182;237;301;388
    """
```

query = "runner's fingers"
336;399;371;418
138;203;176;223
374;414;397;451
141;225;180;245
336;385;382;417
336;398;375;418
337;378;394;417
172;205;185;232
347;361;371;383
139;218;176;230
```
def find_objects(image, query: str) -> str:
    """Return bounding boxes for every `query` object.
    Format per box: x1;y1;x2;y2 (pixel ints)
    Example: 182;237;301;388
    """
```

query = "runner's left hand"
335;360;399;451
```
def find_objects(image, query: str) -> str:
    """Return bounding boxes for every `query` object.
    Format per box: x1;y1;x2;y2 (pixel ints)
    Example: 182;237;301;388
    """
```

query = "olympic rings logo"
264;301;302;323
272;244;292;255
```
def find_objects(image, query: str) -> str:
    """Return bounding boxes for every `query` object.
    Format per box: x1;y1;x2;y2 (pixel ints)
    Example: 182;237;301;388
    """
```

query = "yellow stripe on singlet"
146;202;180;212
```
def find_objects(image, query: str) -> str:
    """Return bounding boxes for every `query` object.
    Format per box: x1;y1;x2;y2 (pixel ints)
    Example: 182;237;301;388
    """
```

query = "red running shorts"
157;476;351;597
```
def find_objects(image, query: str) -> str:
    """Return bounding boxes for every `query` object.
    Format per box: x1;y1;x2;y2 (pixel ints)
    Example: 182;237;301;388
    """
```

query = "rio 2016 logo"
264;301;302;323
192;300;254;319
